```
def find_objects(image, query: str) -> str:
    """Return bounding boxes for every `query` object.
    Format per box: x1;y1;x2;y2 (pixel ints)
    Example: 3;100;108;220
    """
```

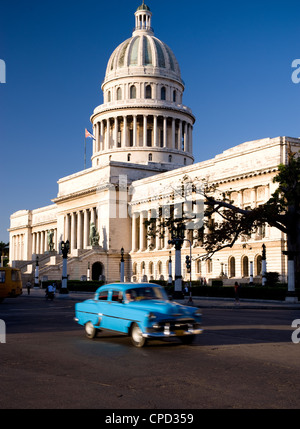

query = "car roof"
96;283;161;292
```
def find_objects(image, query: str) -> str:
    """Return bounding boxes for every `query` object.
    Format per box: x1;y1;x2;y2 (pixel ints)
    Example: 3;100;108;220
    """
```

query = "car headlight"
148;312;156;320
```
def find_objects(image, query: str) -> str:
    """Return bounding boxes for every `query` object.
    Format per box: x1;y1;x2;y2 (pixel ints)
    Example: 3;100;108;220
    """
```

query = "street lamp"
168;251;172;285
34;255;39;288
168;221;185;297
60;240;70;294
262;244;267;286
120;247;125;283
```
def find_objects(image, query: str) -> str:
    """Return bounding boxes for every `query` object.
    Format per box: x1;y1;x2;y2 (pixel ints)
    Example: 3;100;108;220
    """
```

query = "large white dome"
103;2;182;86
104;34;182;85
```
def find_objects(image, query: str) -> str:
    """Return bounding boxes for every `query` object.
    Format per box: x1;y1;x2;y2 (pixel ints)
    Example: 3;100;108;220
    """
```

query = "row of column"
11;234;25;261
64;207;97;252
93;115;193;154
131;210;202;253
32;229;57;255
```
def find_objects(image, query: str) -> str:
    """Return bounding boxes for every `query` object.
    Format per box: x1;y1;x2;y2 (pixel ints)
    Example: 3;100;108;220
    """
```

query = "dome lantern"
134;1;153;36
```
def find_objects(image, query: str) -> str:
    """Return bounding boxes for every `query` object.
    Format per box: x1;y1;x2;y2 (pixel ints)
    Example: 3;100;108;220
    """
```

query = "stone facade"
8;3;300;285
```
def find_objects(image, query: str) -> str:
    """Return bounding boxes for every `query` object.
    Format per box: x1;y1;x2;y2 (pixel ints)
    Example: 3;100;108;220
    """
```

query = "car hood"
128;300;194;317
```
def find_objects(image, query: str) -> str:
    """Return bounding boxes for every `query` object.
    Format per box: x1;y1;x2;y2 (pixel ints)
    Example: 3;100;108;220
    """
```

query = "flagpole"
84;134;86;170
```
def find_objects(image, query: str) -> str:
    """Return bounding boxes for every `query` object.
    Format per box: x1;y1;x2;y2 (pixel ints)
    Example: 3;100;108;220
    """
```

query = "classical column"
178;120;182;150
143;115;147;147
77;211;83;250
132;212;138;252
114;117;118;148
171;118;176;149
155;215;161;250
71;212;76;251
183;122;187;152
133;115;137;147
123;116;127;147
153;115;158;147
36;232;40;255
83;209;90;248
100;121;104;151
139;211;146;251
32;233;36;255
163;116;167;148
40;231;44;255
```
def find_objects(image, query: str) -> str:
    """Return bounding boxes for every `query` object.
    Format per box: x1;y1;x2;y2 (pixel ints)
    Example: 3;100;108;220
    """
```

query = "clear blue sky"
1;0;300;243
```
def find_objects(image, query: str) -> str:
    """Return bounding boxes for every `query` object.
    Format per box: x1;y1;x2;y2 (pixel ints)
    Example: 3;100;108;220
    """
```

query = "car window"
111;290;123;302
98;290;109;301
0;271;5;283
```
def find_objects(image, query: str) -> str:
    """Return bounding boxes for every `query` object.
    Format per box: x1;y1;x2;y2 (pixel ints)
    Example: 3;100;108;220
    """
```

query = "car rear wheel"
85;322;98;339
131;323;146;348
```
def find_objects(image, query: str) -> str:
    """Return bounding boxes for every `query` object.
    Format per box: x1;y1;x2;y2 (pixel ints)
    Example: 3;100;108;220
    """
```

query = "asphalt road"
0;292;299;410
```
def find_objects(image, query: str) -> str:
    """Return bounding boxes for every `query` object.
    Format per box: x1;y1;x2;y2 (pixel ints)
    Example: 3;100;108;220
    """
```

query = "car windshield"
125;286;168;302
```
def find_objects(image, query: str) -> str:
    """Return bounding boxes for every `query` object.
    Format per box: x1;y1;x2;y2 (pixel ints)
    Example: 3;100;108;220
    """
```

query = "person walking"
234;281;240;305
26;280;32;295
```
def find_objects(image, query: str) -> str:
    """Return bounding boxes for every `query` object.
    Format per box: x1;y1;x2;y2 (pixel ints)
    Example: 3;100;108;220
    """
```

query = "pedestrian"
184;283;189;295
234;281;240;305
26;280;32;295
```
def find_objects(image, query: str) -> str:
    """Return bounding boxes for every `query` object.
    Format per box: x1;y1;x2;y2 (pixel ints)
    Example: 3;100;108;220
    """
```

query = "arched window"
132;262;137;276
148;153;152;162
127;153;131;162
206;259;212;274
229;257;236;278
145;84;152;99
173;90;176;102
255;255;262;276
168;155;172;163
161;86;166;100
242;255;249;277
130;85;136;99
157;261;162;275
117;87;122;100
149;261;153;275
108;91;111;102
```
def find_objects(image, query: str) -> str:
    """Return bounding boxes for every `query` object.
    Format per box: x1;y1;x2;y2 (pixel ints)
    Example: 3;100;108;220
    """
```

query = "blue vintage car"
74;283;202;347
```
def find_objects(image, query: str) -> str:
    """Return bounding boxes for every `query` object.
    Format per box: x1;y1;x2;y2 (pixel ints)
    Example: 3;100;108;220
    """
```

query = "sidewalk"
180;296;300;310
23;288;300;310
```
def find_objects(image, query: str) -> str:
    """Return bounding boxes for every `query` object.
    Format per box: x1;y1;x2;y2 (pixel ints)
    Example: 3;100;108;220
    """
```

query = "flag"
85;129;95;140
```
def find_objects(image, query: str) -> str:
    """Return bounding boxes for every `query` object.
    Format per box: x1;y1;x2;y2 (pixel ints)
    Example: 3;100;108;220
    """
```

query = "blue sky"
1;0;300;243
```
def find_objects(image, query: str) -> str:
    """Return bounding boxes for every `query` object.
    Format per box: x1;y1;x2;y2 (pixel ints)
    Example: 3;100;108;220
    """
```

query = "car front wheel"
131;323;146;348
85;321;98;339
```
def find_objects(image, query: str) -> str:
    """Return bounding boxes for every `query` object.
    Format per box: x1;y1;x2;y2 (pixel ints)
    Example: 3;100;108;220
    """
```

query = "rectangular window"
0;271;5;283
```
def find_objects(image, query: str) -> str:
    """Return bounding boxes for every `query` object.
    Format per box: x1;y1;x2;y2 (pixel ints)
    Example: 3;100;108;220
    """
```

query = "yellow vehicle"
0;267;22;303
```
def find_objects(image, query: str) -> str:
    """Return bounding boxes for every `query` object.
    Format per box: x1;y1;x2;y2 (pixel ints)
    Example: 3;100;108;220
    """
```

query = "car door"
95;288;111;330
104;289;128;333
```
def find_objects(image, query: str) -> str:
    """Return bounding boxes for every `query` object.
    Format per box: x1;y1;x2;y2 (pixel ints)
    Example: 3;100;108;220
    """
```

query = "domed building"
8;2;300;288
91;2;194;169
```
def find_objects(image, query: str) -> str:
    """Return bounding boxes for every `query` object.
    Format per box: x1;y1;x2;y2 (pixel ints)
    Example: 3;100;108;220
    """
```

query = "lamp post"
87;262;90;281
249;261;254;285
168;251;172;285
262;244;267;286
34;255;39;288
120;247;125;283
60;240;69;294
168;221;185;298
